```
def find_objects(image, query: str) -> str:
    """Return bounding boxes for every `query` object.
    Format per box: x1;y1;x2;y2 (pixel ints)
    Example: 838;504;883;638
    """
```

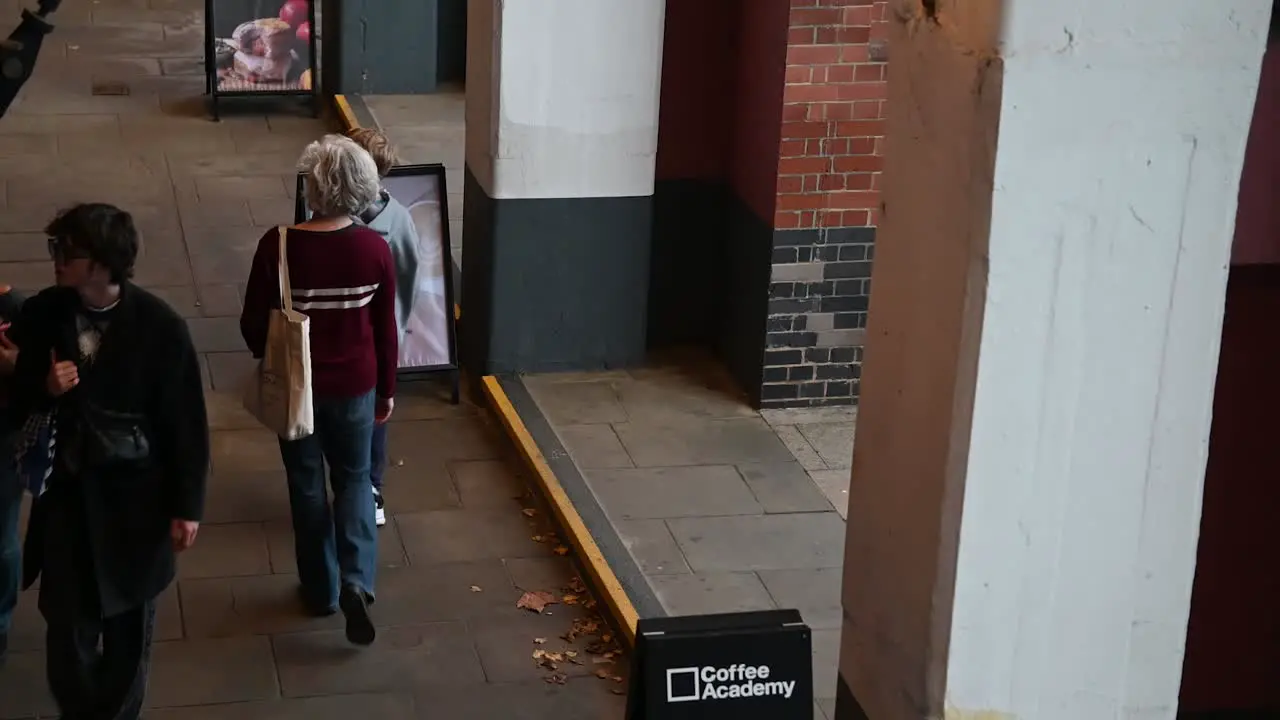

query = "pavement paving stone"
736;461;837;514
614;519;691;576
612;417;797;467
667;513;846;574
647;572;777;616
555;423;634;469
587;465;763;520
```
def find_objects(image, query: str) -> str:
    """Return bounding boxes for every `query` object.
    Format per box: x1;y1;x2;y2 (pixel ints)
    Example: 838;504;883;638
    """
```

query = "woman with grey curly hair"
239;134;397;647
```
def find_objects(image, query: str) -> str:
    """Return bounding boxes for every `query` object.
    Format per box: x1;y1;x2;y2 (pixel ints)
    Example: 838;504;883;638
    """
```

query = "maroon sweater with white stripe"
240;225;398;400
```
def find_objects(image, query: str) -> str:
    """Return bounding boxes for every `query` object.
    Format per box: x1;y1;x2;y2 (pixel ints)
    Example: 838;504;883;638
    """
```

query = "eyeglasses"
48;237;88;262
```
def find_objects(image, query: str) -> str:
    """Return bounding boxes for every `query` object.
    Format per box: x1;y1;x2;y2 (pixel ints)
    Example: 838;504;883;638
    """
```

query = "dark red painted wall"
1180;267;1280;713
1179;43;1280;714
654;0;735;181
727;0;790;223
1231;50;1280;265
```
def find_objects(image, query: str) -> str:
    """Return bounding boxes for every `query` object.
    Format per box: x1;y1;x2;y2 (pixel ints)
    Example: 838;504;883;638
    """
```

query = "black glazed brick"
769;298;818;315
772;247;798;264
763;366;788;383
837;244;869;261
806;348;831;363
767;331;818;348
816;364;855;380
767;316;793;333
788;365;815;381
826;380;854;398
823;261;873;280
819;295;869;313
765;349;803;366
769;282;796;299
762;383;800;401
772;229;822;248
834;312;867;329
800;382;826;399
825;227;875;245
831;347;860;363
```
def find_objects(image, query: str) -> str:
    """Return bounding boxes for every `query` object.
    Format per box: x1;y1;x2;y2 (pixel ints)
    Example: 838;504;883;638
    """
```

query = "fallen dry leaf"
522;508;537;517
566;577;587;594
516;590;557;614
611;675;624;683
595;669;611;680
611;688;625;695
545;672;568;685
553;545;570;556
562;594;580;605
534;637;547;644
592;656;614;665
469;585;482;593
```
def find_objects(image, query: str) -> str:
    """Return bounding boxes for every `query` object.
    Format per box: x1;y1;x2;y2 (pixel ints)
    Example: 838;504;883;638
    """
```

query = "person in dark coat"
8;203;209;719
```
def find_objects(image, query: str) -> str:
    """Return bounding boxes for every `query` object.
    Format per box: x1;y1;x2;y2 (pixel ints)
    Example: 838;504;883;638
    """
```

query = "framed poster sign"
296;164;460;398
204;0;318;119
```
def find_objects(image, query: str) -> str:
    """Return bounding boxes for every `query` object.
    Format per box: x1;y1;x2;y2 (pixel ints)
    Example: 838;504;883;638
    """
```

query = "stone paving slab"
521;358;858;710
0;2;628;716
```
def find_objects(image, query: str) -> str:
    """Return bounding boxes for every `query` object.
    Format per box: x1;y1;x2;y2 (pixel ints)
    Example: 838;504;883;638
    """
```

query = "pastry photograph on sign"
208;0;314;94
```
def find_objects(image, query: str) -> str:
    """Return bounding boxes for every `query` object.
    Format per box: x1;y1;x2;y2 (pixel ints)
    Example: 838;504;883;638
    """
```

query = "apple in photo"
279;0;309;28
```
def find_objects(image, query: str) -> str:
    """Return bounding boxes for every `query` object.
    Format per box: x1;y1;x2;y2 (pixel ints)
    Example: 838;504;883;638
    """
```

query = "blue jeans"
370;422;387;492
278;391;378;610
0;432;20;636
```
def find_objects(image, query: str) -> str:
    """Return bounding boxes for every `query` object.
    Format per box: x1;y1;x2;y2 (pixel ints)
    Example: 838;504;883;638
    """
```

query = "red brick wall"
776;0;889;230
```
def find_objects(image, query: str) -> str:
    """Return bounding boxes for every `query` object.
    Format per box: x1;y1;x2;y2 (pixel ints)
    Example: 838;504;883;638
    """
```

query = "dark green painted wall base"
459;165;652;375
648;179;728;349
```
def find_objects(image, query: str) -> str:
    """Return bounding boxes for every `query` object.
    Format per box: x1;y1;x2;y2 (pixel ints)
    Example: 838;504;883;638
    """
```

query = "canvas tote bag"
242;227;314;440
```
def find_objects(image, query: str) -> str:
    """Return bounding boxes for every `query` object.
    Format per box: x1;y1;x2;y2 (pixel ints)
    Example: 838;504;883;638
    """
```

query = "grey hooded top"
357;189;420;344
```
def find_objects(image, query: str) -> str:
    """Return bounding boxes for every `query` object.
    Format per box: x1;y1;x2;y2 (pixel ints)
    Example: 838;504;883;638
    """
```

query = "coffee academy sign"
668;664;797;702
626;610;813;719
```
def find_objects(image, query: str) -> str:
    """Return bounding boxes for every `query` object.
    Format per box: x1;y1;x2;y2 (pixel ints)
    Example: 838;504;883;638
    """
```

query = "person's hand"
171;519;200;552
375;396;394;425
0;324;17;375
46;350;78;397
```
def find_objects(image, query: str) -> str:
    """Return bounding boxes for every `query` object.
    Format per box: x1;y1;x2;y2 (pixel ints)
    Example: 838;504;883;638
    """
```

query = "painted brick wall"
762;0;888;407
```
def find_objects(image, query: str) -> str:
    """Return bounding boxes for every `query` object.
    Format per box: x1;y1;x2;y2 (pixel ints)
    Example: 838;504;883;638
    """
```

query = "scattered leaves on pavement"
534;637;547;644
522;508;537;517
545;672;568;685
469;585;482;593
516;590;557;614
562;594;580;605
553;545;570;556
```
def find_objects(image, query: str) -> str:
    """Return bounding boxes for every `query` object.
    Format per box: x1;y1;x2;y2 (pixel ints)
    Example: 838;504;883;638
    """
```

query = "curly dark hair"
45;203;139;284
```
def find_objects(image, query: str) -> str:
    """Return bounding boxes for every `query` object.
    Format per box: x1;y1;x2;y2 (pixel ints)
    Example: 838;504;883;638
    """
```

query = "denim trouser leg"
279;432;339;610
318;391;378;598
0;433;21;636
369;422;388;492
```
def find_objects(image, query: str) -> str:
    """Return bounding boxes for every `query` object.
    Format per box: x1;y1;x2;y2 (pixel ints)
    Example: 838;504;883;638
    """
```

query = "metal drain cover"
91;81;130;96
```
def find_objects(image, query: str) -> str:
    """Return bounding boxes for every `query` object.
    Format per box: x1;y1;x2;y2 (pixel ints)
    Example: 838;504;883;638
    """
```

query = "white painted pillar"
836;1;1271;719
461;0;665;374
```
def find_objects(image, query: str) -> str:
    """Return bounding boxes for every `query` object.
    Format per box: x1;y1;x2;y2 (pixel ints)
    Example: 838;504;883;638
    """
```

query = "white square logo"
666;667;699;703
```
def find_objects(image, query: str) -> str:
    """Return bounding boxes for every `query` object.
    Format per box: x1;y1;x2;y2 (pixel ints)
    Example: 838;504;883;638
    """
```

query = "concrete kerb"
482;375;668;648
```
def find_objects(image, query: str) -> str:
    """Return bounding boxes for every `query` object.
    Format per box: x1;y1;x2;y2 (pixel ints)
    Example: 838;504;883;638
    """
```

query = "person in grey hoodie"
347;128;420;528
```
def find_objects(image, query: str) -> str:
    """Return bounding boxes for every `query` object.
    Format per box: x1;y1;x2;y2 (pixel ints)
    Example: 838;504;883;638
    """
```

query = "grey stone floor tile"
811;628;841;700
386;418;503;462
615;519;690;575
147;637;280;707
648;572;777;616
201;469;291;524
557;423;635;469
142;693;417;720
468;611;600;684
614;374;758;425
774;424;829;471
667;513;846;573
503;556;580;593
177;522;272;579
376;457;464;513
758;568;843;630
613;418;796;467
210;428;284;473
266;517;410;573
452;459;528;508
761;407;858;427
525;378;628;425
373;561;521;624
195;283;244;317
816;696;837;719
397;509;547;565
0;649;56;718
413;677;628;719
809;469;851;519
178;574;344;639
588;465;763;520
204;351;255;392
737;462;836;514
271;622;485;697
797;422;856;470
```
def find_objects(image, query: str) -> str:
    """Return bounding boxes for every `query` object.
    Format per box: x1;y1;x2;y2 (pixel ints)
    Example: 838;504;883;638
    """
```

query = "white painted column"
465;0;665;200
837;2;1270;719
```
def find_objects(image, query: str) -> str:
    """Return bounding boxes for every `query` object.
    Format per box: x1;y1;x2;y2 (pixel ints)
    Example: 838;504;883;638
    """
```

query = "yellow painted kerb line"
481;375;639;647
333;94;463;322
333;94;360;131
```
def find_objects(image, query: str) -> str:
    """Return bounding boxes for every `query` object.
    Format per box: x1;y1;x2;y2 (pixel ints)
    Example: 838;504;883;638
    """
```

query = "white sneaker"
373;488;387;527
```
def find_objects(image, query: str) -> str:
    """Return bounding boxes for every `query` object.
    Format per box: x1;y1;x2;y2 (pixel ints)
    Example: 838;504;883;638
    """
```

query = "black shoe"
339;583;375;646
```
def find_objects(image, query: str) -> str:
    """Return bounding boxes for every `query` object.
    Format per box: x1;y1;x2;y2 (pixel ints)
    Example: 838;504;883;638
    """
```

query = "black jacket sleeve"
152;315;210;522
9;291;58;422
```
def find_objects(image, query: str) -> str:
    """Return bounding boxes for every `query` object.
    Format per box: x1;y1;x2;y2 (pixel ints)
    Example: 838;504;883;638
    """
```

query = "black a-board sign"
626;609;814;719
203;0;320;120
295;163;461;403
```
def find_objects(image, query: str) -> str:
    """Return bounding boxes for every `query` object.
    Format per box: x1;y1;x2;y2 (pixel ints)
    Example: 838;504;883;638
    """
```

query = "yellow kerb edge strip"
333;95;360;130
481;375;639;647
